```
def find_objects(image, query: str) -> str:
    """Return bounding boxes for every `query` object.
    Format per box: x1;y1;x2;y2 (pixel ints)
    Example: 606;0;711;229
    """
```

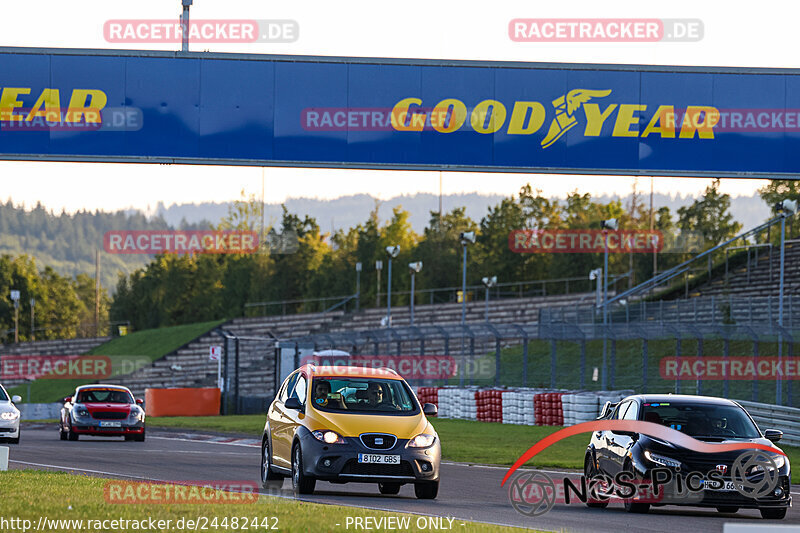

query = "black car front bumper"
296;428;440;484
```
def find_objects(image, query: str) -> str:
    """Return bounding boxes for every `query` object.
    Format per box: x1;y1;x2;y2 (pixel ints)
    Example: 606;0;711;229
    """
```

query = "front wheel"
59;425;67;440
584;454;609;509
9;432;19;445
133;430;145;442
261;439;284;490
414;481;438;499
67;424;79;441
291;444;316;495
761;508;787;519
378;482;401;495
622;461;649;514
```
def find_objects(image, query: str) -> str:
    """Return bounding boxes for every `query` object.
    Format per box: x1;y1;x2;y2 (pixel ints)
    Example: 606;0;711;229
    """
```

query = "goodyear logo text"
391;89;718;148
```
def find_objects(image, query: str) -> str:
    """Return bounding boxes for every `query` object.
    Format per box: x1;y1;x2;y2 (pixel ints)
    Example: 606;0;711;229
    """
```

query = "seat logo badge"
375;437;383;445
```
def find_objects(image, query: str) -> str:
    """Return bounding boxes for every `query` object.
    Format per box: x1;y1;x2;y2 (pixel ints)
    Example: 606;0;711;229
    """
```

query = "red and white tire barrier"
417;387;634;426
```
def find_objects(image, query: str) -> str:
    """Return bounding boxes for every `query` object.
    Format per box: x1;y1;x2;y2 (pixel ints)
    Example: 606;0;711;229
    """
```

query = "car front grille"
341;460;414;477
91;411;128;420
359;433;397;450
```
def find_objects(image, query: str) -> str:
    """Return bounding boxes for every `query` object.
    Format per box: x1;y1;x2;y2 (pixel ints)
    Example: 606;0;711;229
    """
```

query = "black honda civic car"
584;394;790;519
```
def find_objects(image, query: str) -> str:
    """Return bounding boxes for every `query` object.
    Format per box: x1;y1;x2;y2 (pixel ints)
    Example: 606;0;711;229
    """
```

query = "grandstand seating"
693;240;800;299
101;293;593;402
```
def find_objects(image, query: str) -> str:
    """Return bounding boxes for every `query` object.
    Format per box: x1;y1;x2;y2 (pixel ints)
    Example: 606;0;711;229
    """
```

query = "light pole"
409;262;423;326
375;260;383;308
355;262;362;312
600;218;618;390
180;0;193;52
481;276;497;322
459;231;476;325
10;290;20;343
30;298;35;342
385;246;401;327
776;199;797;404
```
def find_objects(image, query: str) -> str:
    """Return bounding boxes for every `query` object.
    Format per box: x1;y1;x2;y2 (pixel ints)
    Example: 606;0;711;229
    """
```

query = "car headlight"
644;450;681;468
74;407;90;418
406;433;436;448
312;430;346;444
748;454;786;474
0;411;19;421
129;407;145;421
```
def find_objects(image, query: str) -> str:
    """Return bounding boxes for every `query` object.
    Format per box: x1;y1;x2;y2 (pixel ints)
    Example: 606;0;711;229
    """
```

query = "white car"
0;384;21;444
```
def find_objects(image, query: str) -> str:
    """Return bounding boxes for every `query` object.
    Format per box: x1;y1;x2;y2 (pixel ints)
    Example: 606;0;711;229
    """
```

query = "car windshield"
0;386;8;401
640;401;760;439
76;389;133;404
310;377;418;415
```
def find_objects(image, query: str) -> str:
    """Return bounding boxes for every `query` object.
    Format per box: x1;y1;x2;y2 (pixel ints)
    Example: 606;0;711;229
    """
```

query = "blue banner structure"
1;47;799;178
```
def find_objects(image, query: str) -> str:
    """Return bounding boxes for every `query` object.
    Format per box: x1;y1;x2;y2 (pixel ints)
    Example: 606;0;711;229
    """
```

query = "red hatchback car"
59;384;146;441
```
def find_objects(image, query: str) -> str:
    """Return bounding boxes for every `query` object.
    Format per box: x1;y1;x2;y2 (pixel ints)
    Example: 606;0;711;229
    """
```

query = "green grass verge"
0;470;526;533
9;320;225;403
146;415;800;483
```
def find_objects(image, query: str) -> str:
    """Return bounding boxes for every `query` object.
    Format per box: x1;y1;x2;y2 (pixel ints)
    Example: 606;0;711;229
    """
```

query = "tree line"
2;179;796;340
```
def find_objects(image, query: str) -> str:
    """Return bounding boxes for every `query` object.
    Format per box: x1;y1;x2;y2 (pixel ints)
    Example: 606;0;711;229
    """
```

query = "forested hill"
0;201;210;291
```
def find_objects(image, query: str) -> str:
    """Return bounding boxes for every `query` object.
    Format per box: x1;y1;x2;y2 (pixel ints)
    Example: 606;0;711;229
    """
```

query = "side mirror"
423;403;438;417
63;396;73;404
135;398;144;405
598;401;614;420
284;397;302;410
11;395;21;403
764;429;783;443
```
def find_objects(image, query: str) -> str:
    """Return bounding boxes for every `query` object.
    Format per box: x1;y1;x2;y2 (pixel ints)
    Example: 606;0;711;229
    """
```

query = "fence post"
610;339;616;389
723;337;730;398
580;339;586;389
696;337;704;396
675;337;682;394
550;339;557;389
752;339;759;402
494;337;501;387
469;337;475;386
522;339;529;387
642;339;648;392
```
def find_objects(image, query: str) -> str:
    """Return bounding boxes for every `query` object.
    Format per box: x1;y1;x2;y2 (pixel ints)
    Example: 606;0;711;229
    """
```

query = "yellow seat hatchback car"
261;365;441;499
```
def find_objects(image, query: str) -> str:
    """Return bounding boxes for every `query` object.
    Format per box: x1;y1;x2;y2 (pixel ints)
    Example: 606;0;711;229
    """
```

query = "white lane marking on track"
149;435;259;447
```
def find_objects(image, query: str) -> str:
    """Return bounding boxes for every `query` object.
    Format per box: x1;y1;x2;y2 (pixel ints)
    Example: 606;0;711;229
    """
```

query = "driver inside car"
313;380;345;409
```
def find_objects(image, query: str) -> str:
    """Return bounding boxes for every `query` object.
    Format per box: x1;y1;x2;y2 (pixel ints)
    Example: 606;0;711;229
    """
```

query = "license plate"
99;421;122;427
358;454;400;464
703;480;738;492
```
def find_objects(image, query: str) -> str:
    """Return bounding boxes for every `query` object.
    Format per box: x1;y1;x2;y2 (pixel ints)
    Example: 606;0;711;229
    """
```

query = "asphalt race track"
7;426;800;532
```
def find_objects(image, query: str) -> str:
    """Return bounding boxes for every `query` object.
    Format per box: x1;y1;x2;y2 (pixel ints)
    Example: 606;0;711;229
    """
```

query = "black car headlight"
73;407;91;419
643;450;682;468
748;454;786;474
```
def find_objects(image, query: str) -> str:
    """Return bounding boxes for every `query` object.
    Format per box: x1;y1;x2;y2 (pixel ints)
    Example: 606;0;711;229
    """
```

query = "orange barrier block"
144;387;221;417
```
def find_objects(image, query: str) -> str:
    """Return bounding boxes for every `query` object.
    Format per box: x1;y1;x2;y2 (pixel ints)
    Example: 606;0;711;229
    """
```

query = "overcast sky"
2;0;795;213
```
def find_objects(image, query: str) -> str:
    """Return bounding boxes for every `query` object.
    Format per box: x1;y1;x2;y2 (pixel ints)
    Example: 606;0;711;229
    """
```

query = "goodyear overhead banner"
1;47;800;177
